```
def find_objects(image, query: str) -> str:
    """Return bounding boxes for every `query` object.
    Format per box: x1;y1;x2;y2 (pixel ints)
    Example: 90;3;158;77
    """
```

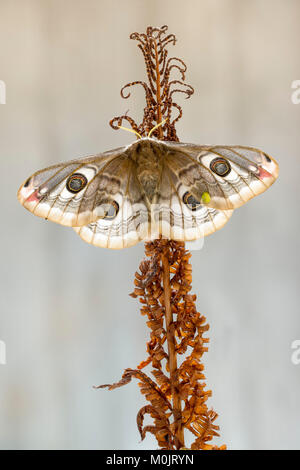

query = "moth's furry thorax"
129;139;165;203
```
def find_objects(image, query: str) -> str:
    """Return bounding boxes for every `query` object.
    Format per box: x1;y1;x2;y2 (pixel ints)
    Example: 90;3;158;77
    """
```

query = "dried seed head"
110;25;194;141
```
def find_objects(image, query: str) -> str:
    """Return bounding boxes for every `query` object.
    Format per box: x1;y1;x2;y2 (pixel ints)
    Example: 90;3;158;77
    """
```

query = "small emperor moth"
18;138;279;249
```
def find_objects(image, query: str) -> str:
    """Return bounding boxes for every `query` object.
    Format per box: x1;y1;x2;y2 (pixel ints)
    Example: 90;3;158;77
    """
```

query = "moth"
18;138;279;249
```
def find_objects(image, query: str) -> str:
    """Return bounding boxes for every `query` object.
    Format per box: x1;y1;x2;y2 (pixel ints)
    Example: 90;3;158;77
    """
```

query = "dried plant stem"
153;29;183;443
161;249;184;449
99;25;226;451
98;238;225;450
153;40;163;139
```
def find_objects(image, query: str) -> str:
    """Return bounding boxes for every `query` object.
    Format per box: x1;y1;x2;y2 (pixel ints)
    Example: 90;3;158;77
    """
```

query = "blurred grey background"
0;0;299;450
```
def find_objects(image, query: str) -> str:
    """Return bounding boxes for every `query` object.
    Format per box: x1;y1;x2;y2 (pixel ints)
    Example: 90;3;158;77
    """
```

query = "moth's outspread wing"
73;166;150;249
18;144;153;248
18;147;132;227
163;142;279;210
154;152;233;241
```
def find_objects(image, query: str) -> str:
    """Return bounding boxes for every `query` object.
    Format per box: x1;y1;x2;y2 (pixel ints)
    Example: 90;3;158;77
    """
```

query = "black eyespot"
183;192;201;211
24;177;31;188
210;158;231;177
264;153;271;163
66;173;88;193
104;201;119;220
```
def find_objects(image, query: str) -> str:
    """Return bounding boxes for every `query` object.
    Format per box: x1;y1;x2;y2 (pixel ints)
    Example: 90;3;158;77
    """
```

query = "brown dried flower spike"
110;25;194;142
96;25;226;451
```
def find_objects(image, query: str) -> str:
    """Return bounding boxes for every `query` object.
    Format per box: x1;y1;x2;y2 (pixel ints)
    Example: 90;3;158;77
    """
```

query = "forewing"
163;142;279;210
17;147;133;226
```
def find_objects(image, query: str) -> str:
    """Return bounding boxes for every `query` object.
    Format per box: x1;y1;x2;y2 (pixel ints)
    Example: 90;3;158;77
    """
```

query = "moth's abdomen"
134;140;163;203
137;170;161;203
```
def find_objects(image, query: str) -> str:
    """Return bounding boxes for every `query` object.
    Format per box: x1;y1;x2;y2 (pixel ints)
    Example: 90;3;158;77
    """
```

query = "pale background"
0;0;299;450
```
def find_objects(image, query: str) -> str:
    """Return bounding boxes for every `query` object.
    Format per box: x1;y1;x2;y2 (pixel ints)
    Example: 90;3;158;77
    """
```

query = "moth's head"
124;136;164;157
